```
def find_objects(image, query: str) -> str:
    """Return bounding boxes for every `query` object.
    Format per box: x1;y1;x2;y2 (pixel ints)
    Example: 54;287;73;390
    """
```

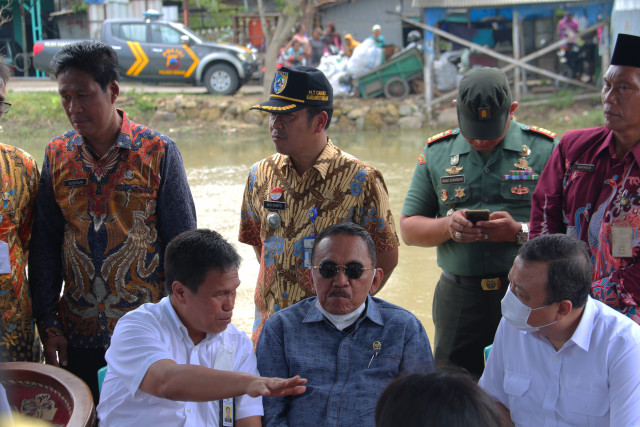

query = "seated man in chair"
97;229;306;426
479;234;640;425
256;223;434;426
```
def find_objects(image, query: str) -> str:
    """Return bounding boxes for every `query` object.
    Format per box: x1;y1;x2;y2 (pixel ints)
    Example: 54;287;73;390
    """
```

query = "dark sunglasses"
312;261;374;279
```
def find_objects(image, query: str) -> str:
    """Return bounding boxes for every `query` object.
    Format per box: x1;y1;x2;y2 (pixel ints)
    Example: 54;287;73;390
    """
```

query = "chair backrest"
0;362;96;427
484;344;493;364
97;366;107;393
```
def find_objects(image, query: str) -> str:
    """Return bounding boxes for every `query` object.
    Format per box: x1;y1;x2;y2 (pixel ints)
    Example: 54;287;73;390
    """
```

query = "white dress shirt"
97;297;262;426
479;297;640;427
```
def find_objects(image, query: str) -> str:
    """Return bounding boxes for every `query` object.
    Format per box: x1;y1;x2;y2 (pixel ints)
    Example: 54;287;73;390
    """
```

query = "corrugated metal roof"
411;0;590;7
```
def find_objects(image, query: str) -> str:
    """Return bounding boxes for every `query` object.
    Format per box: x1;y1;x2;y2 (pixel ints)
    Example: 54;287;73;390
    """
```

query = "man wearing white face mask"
479;234;640;426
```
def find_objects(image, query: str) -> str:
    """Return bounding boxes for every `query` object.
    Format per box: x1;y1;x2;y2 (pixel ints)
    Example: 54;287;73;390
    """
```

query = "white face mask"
501;287;557;332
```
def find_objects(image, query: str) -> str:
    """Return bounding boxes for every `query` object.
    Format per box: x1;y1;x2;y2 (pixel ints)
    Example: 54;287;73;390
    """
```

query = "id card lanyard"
219;398;235;427
303;207;318;268
214;340;236;426
611;158;637;258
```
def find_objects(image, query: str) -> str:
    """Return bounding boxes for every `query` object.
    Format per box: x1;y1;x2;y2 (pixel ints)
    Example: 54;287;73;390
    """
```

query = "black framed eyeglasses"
0;102;10;114
312;261;374;279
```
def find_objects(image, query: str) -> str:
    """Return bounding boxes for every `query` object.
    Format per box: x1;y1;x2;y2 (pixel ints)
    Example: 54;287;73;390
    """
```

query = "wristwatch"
516;222;529;245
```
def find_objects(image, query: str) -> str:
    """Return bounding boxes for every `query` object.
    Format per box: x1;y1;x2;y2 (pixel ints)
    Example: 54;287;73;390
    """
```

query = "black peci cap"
610;33;640;68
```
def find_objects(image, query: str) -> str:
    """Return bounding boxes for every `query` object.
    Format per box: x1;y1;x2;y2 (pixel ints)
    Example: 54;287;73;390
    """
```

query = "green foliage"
134;95;158;114
517;93;603;137
69;0;87;13
552;89;584;109
187;1;242;31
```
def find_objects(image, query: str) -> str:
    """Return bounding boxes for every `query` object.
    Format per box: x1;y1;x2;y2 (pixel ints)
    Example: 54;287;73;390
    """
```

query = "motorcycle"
555;41;594;89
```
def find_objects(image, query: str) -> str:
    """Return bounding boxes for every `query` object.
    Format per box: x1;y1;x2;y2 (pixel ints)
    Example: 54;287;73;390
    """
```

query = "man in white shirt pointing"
97;229;306;426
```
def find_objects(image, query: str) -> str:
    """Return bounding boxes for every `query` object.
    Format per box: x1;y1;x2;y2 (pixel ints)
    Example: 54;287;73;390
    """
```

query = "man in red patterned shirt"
531;33;640;324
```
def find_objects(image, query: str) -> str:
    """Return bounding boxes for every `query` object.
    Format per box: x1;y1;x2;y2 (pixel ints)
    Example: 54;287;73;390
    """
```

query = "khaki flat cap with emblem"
251;66;333;113
456;67;513;140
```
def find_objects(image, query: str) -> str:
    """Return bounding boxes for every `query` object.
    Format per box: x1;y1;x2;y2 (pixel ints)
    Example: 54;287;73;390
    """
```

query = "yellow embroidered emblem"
514;158;532;171
528;125;557;139
445;165;463;175
427;129;453;145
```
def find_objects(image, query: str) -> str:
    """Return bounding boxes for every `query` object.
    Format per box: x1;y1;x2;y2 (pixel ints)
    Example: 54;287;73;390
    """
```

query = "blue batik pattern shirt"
30;110;197;349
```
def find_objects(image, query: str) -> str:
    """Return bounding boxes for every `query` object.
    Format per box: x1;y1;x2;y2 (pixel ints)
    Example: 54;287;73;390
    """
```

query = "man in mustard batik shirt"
239;66;399;344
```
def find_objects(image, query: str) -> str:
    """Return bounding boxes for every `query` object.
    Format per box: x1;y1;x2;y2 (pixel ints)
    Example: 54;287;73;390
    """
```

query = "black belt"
441;270;509;291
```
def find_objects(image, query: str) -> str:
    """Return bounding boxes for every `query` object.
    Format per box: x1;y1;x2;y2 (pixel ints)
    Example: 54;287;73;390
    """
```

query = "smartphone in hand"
465;209;490;224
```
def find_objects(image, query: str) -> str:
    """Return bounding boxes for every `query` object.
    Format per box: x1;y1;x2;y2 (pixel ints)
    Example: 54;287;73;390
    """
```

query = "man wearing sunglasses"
0;60;40;363
240;66;399;346
256;222;434;427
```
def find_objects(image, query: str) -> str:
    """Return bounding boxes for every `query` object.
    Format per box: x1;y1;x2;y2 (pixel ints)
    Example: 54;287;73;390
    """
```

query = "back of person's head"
519;234;591;308
375;370;508;427
164;229;241;294
295;23;303;33
50;40;120;91
311;222;376;265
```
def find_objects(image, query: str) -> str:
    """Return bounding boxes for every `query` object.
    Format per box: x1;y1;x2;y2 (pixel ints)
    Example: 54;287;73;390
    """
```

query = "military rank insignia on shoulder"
527;125;557;140
427;129;456;145
417;151;427;165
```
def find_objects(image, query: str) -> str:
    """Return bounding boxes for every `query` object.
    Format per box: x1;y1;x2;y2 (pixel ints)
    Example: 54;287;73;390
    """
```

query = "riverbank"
4;85;605;142
146;90;604;136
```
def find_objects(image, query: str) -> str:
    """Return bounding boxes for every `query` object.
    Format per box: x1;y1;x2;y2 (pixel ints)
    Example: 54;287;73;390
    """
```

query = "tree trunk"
258;0;304;97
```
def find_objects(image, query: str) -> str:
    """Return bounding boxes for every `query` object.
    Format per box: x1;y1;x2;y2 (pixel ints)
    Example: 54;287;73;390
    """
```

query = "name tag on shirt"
263;200;286;211
440;175;465;185
64;178;88;187
570;163;595;172
0;241;9;274
612;225;633;258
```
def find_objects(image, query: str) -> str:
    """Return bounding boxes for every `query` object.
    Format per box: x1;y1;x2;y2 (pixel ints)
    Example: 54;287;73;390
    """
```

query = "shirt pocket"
503;370;532;425
363;349;402;379
562;387;609;427
113;184;155;209
500;181;537;201
437;183;471;206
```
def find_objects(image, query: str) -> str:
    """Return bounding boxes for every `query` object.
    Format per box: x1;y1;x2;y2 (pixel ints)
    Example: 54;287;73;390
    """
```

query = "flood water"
19;127;440;339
